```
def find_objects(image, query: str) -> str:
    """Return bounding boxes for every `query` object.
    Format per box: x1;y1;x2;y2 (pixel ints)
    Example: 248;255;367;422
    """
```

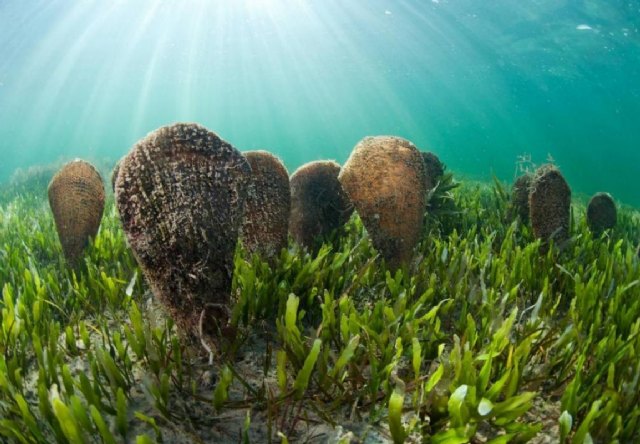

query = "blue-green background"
1;0;638;205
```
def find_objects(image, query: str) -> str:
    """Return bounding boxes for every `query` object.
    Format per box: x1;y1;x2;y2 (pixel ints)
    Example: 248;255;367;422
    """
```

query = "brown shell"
339;136;427;269
48;160;105;264
510;174;532;223
421;151;443;189
115;123;251;340
529;164;571;246
289;161;353;250
586;192;616;235
241;151;291;261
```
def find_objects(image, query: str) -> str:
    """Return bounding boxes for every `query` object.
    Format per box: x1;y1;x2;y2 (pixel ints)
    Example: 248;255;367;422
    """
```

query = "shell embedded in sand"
339;136;427;269
48;160;105;264
586;192;617;235
241;151;291;261
529;164;571;246
511;174;532;223
115;123;251;341
289;160;353;250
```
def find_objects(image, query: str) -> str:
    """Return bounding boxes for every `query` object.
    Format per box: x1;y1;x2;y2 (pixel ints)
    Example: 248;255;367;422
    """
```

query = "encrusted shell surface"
48;160;105;264
289;161;353;250
339;136;427;269
511;174;532;223
115;123;251;340
529;164;571;246
586;192;617;235
241;151;291;261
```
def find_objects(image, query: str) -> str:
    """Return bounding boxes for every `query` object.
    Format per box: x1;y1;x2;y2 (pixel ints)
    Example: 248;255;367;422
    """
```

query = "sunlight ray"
75;0;164;152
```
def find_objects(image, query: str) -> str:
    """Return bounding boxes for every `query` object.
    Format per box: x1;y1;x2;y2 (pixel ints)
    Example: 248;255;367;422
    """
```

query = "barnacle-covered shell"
48;160;105;264
529;164;571;247
339;136;427;269
586;192;617;235
511;174;532;223
289;161;352;250
115;123;251;341
241;151;291;261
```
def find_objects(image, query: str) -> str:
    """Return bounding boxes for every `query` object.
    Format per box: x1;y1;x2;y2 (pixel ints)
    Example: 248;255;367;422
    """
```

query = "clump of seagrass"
115;123;251;348
339;136;427;269
289;161;353;250
48;160;105;264
241;151;291;261
586;192;617;235
421;151;444;189
529;164;571;247
510;174;532;223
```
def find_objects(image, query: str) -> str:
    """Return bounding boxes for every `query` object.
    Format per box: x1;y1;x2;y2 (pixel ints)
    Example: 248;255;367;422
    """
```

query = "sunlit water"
0;0;638;205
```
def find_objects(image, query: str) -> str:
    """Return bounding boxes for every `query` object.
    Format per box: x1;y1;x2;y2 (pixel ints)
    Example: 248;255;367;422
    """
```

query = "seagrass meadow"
0;168;639;444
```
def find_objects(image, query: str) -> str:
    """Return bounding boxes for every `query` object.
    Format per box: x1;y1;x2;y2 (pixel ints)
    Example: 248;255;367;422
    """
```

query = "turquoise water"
1;0;638;205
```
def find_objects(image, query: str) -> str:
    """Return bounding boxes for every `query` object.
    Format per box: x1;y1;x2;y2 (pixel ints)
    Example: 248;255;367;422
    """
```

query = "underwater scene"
1;0;640;443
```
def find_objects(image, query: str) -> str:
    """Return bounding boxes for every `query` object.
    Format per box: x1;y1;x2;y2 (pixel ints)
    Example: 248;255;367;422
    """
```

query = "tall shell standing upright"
529;164;571;247
586;192;617;235
48;160;105;264
289;161;353;250
115;123;251;342
339;136;427;269
241;151;291;261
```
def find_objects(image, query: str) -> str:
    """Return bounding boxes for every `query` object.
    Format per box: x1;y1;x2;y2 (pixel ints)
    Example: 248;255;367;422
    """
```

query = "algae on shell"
115;123;251;344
